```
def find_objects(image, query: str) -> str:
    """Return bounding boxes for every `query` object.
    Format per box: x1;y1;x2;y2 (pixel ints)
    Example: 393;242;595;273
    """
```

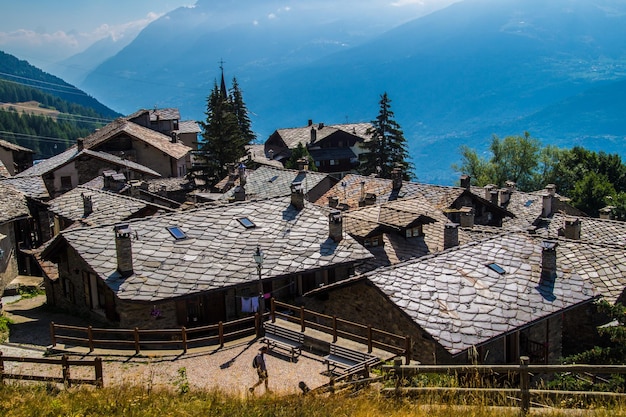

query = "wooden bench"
323;343;379;375
262;323;304;361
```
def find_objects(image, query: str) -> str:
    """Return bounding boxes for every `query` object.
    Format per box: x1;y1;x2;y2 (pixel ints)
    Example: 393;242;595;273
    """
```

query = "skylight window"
238;217;256;229
524;200;534;207
486;263;506;275
166;226;187;240
268;175;279;183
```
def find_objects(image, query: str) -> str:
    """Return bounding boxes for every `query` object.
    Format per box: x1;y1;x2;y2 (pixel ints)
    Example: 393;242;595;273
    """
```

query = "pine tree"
194;70;254;188
358;92;413;179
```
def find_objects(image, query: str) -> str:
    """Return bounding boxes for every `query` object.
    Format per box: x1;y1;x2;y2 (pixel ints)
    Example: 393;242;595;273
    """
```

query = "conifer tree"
194;69;254;187
359;92;413;179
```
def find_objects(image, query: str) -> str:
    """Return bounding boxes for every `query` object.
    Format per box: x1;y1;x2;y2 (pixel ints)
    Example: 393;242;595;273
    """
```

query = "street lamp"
253;245;265;314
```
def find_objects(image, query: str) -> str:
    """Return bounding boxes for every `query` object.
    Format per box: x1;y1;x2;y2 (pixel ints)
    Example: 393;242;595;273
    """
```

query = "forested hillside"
0;51;121;159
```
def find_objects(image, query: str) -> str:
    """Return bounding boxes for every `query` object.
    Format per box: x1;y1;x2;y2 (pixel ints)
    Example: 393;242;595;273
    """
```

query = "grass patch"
0;384;626;417
0;313;13;343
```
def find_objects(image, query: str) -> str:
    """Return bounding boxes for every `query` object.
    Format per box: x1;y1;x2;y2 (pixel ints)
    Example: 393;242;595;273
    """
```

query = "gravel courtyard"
1;295;332;396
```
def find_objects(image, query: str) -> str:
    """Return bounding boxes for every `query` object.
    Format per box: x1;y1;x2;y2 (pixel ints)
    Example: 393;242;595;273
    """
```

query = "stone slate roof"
535;212;626;247
245;145;284;168
0;138;34;153
83;118;191;160
175;120;200;134
277;123;372;149
364;233;602;355
1;176;50;200
47;185;168;227
15;147;161;178
47;196;373;302
217;166;332;201
0;182;30;224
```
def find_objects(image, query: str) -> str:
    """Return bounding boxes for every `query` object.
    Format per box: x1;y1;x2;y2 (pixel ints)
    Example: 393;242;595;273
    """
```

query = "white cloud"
268;13;277;19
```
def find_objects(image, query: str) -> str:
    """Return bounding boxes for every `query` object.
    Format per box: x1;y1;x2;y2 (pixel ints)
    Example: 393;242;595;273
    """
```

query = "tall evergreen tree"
194;69;254;188
359;92;413;179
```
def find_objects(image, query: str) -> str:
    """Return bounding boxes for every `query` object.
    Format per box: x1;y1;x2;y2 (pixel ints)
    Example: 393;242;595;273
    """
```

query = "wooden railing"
50;313;265;354
0;352;103;388
383;356;626;415
271;299;411;363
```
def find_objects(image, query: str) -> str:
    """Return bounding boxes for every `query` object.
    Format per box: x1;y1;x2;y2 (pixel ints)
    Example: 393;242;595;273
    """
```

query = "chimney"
114;223;134;277
267;149;274;160
171;132;178;143
484;184;497;200
82;193;93;217
505;180;516;192
490;190;499;205
77;138;84;151
329;210;343;242
308;119;313;126
297;157;309;172
310;127;317;143
328;196;339;208
291;181;304;209
238;163;247;187
459;206;474;228
460;175;471;190
542;193;553;217
318;122;324;129
443;222;459;249
540;240;558;281
359;193;376;207
499;188;511;206
233;185;246;201
599;206;616;220
564;217;581;240
392;167;403;191
545;184;556;197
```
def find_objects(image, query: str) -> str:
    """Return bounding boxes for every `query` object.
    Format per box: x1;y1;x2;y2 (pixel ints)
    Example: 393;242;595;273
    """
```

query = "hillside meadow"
1;384;626;417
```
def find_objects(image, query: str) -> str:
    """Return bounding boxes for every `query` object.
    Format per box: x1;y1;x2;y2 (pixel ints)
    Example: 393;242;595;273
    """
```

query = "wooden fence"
0;352;103;388
383;356;626;415
271;299;411;363
50;313;264;354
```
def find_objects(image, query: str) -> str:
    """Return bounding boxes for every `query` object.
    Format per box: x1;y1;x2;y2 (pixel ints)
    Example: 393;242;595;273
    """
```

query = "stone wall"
0;223;18;297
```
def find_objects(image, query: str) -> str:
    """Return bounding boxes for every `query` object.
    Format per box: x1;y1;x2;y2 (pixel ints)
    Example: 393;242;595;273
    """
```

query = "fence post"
271;298;276;323
88;326;94;352
405;336;411;364
520;356;530;415
218;321;224;348
182;327;187;354
94;357;103;388
367;325;373;353
0;351;4;385
50;321;56;347
300;307;305;332
62;355;71;387
134;328;140;354
332;316;338;343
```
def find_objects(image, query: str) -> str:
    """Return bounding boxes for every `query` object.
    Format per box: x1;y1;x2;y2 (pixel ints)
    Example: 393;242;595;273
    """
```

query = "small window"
167;226;187;240
60;176;72;190
487;263;506;275
238;217;256;229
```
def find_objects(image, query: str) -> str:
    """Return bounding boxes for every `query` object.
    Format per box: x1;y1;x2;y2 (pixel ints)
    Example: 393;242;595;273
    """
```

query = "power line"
0;130;73;144
0;77;93;97
0;72;86;95
0;102;114;124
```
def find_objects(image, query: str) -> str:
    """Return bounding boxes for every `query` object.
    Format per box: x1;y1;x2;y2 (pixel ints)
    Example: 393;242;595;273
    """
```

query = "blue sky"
0;0;459;69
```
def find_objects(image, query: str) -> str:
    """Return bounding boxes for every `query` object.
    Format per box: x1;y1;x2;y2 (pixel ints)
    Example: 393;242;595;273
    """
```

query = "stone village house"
0;181;30;299
41;195;372;328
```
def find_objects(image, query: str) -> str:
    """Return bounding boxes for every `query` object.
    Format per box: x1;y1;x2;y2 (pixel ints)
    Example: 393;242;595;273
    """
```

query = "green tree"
194;72;254;188
359;92;413;179
570;171;616;216
285;143;317;171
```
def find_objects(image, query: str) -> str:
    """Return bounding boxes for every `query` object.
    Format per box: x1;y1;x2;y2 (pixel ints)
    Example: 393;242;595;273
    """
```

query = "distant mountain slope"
80;0;626;184
0;51;120;119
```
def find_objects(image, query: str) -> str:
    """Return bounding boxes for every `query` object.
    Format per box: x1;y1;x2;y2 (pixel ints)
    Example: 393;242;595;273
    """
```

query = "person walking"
249;346;270;394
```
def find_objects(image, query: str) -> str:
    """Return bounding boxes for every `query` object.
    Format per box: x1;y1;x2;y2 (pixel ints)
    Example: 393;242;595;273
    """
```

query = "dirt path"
0;296;332;395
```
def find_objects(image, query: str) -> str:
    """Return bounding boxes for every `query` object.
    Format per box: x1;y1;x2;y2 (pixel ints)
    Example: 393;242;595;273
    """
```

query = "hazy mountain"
80;0;626;184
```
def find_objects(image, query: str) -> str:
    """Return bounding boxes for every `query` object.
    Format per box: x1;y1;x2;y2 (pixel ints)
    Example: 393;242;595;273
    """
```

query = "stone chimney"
329;210;343;242
490;190;499;205
391;167;403;191
458;206;474;228
237;163;247;187
564;217;581;240
443;222;459;249
460;175;471;190
114;223;134;277
171;132;178;143
359;193;376;207
484;184;497;200
499;188;512;206
540;240;558;281
82;193;93;217
308;119;313;126
297;157;309;172
77;138;84;151
310;127;317;143
328;196;339;208
233;185;246;201
291;181;304;210
318;122;324;130
599;206;615;220
505;180;516;192
545;184;556;197
542;193;553;217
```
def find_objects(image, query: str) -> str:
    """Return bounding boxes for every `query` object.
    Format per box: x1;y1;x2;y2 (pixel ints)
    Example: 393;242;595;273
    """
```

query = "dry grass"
1;383;625;417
